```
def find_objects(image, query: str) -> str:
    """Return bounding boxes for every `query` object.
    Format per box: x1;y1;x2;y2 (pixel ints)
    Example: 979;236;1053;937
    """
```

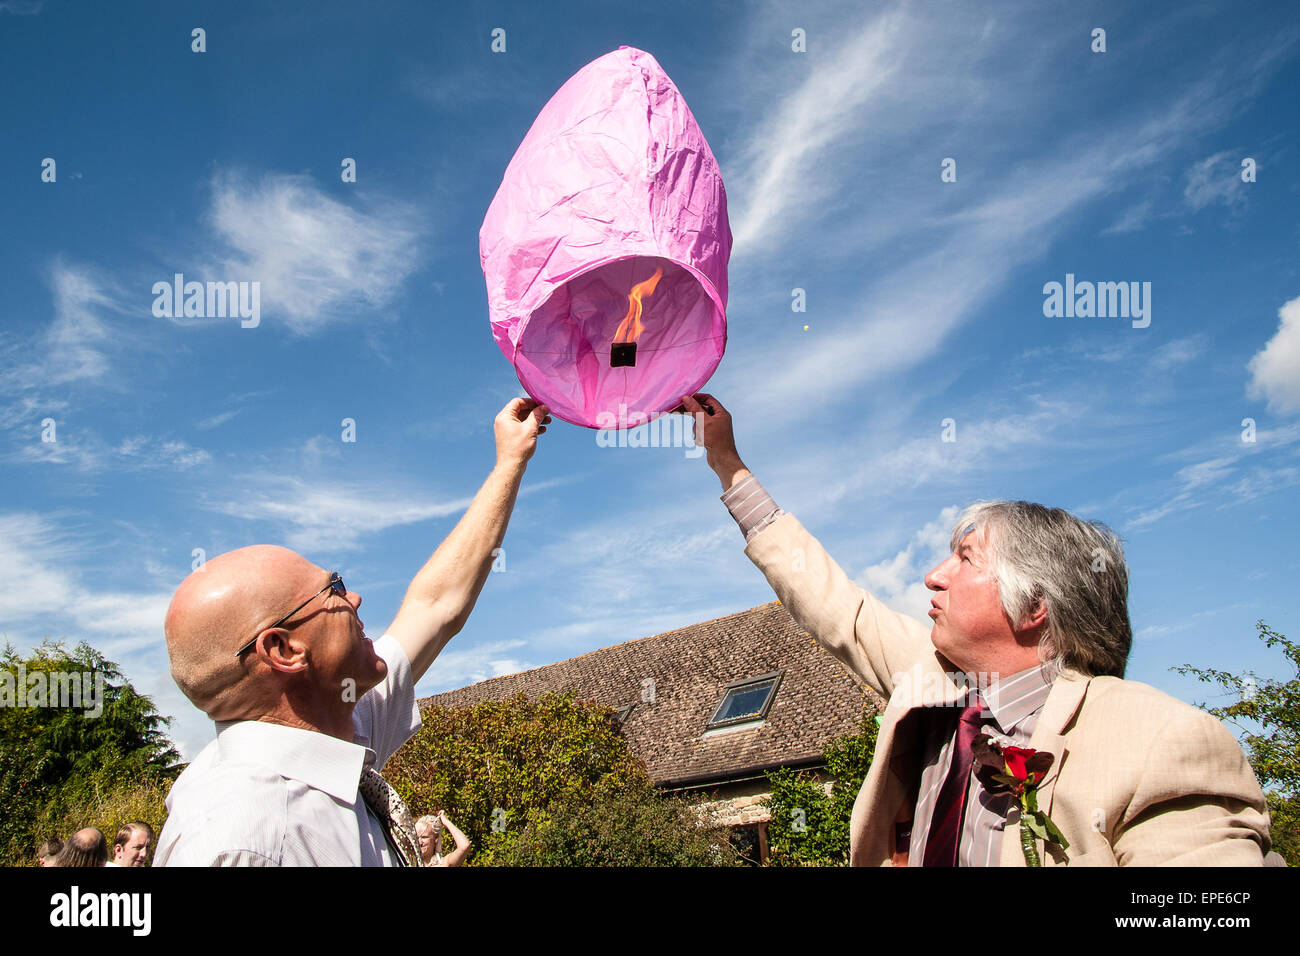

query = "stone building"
420;601;883;863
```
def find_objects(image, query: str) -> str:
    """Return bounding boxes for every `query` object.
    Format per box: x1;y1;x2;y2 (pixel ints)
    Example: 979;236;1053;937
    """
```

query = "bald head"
55;827;108;867
165;545;320;719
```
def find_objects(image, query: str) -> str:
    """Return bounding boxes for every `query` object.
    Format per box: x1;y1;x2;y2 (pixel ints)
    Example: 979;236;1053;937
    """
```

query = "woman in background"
415;811;471;867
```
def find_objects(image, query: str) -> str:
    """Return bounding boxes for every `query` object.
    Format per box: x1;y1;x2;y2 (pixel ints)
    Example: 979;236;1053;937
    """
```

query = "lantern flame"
612;266;664;344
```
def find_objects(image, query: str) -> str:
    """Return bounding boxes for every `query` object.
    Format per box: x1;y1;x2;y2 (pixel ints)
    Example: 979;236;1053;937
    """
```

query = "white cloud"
2;262;125;398
1128;421;1300;528
196;409;241;430
1128;491;1194;529
857;506;959;622
700;0;1287;439
539;522;737;606
1102;200;1154;236
206;170;424;333
0;513;80;621
814;400;1078;512
1150;335;1207;372
116;436;212;470
43;262;119;385
416;638;533;695
8;432;103;469
1135;622;1189;641
1176;456;1236;490
404;63;518;113
0;0;44;14
1223;464;1300;504
205;476;476;553
0;512;172;640
1247;294;1300;414
728;7;908;251
716;6;1251;426
299;435;343;468
1128;456;1236;528
1183;150;1247;212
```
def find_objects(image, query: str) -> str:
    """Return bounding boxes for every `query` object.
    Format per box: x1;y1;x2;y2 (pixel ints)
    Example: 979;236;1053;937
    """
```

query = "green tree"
763;710;879;866
1173;620;1300;865
1;639;181;864
383;691;736;866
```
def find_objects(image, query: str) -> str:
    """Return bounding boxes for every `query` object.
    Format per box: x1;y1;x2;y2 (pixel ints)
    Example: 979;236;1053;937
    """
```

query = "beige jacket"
745;513;1271;866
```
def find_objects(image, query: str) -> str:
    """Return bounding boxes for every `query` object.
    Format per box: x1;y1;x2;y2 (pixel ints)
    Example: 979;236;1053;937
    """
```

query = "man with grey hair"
681;393;1271;866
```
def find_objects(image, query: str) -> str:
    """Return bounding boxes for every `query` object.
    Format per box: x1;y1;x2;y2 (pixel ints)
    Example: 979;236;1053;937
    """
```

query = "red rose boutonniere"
973;733;1070;866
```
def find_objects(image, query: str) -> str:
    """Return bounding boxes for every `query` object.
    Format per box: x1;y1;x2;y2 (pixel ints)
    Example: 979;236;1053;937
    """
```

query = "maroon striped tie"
922;697;985;867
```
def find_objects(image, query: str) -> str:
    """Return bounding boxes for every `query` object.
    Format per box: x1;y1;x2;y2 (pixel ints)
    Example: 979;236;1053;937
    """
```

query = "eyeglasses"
235;571;347;658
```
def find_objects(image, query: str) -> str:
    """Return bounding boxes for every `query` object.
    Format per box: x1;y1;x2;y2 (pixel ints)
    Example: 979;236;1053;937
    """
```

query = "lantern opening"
513;255;725;429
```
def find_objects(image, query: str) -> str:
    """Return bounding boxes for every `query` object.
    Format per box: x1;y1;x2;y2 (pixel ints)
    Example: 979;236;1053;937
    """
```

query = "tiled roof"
420;601;884;788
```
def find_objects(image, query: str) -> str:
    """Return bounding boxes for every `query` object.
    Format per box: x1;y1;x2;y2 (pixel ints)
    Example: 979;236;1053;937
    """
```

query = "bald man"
154;398;550;866
54;828;109;867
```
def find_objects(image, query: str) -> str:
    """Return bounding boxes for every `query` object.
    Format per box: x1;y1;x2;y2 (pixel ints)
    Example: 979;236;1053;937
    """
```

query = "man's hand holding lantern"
680;393;750;492
495;397;551;469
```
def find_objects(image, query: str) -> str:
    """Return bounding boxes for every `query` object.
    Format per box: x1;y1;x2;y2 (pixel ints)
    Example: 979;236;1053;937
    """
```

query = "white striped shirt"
155;634;422;867
720;474;784;541
909;660;1060;866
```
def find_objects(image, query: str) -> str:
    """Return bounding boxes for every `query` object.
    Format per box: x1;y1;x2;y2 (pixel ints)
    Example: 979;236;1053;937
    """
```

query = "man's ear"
257;628;310;674
1018;598;1049;634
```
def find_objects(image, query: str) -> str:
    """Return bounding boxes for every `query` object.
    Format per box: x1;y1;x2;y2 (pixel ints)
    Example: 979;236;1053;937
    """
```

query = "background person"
36;837;62;867
109;821;154;867
54;828;108;867
415;811;471;866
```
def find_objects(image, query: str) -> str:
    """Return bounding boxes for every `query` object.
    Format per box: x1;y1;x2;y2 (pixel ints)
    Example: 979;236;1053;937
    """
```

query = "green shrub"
385;691;738;866
1174;620;1300;865
763;711;878;866
486;786;735;866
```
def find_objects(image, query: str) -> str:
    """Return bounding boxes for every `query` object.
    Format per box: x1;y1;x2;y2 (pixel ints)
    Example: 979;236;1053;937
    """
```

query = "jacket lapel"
999;668;1091;867
859;650;969;865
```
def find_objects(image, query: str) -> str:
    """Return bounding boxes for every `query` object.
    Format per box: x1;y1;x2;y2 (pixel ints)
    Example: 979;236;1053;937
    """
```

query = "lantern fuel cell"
480;46;731;429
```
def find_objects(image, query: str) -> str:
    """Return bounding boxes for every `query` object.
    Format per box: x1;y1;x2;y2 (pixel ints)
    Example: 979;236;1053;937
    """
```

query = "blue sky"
3;0;1298;761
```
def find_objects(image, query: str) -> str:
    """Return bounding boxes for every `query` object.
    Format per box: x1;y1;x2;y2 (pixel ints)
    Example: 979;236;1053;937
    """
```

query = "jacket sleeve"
743;512;933;699
1113;706;1270;866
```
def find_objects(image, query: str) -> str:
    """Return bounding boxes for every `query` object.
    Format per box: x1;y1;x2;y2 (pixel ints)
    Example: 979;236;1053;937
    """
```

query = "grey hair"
415;814;442;838
949;501;1132;678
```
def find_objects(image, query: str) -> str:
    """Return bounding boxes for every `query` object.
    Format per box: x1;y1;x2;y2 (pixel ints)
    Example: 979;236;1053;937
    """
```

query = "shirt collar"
214;719;375;803
980;659;1060;733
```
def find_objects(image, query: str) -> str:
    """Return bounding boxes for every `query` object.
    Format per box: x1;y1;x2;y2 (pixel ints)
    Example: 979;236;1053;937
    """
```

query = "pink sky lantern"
480;46;731;429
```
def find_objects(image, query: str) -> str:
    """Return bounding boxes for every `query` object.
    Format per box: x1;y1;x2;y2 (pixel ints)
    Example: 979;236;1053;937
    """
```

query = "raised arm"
683;393;932;698
386;398;550;683
436;812;472;867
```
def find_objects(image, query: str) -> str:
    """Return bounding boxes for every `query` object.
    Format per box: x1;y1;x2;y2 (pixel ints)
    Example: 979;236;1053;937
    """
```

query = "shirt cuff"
720;474;784;542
